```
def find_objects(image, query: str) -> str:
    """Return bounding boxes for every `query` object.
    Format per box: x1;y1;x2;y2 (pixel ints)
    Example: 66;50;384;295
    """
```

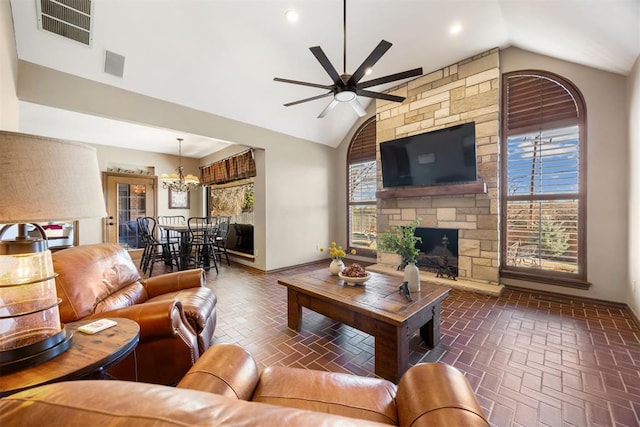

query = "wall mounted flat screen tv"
380;122;477;188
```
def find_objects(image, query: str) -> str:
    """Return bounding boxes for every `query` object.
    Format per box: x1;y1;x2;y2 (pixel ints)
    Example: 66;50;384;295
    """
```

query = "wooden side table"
0;318;139;397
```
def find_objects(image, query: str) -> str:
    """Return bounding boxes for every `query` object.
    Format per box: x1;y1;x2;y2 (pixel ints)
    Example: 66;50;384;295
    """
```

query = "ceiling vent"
36;0;93;46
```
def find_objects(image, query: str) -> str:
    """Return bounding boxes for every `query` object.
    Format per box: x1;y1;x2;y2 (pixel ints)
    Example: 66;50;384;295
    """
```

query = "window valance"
200;149;256;185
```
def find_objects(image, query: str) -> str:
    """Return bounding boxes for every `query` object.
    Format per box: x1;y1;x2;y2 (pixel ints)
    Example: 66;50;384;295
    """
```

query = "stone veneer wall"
376;49;500;285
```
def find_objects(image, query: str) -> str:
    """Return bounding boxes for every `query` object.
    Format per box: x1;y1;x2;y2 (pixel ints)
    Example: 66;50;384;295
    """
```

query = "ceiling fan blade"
310;46;344;86
348;40;393;85
349;98;366;117
357;67;423;89
284;91;334;107
274;77;333;90
356;89;405;103
318;98;339;118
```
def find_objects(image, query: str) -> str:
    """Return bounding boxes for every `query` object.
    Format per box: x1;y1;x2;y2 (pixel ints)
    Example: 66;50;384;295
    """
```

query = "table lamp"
0;131;106;374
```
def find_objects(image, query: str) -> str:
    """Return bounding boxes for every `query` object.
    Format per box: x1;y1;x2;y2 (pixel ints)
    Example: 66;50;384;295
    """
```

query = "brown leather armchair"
52;243;217;385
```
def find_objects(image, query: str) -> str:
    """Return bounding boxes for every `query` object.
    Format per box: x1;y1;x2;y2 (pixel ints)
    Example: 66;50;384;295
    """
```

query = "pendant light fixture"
159;138;201;192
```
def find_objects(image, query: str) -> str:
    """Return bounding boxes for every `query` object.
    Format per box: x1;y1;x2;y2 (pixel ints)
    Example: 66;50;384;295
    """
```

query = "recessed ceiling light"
285;9;299;22
449;23;462;35
365;67;373;76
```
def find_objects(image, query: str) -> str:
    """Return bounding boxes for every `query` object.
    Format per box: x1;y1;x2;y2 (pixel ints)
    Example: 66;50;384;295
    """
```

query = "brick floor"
167;261;640;426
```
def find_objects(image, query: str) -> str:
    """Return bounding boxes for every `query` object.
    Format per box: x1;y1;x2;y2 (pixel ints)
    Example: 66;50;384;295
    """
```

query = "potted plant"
377;218;422;291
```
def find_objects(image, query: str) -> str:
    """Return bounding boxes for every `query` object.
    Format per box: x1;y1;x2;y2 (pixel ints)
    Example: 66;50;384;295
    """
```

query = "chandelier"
160;138;201;192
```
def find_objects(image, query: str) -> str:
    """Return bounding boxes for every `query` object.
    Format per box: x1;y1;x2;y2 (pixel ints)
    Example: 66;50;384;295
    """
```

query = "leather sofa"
52;243;217;384
0;344;489;426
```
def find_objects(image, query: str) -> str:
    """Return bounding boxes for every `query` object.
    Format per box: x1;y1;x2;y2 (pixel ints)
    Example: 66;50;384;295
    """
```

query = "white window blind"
507;126;579;196
348;160;377;250
505;127;580;272
349;161;376;203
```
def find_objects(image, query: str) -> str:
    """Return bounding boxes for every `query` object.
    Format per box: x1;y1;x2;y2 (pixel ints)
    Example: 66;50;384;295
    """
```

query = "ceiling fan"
274;0;423;118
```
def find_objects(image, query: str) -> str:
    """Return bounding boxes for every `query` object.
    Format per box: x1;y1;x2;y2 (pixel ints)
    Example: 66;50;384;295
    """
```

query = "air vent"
36;0;93;46
104;50;125;77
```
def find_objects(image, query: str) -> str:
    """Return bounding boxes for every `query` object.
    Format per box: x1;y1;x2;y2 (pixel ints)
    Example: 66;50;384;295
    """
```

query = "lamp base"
0;326;72;375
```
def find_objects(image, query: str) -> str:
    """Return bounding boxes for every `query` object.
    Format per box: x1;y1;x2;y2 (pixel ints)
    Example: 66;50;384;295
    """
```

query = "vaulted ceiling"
9;0;640;157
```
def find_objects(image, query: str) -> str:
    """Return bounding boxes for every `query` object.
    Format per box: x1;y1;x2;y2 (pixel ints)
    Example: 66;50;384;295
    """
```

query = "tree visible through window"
501;71;587;287
347;118;377;254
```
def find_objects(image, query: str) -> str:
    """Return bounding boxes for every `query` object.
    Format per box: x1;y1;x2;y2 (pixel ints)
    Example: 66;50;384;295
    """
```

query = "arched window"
500;70;588;288
347;117;377;255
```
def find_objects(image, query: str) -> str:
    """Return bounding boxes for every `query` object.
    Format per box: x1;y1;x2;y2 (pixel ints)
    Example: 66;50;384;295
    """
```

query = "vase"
403;262;420;292
329;259;345;275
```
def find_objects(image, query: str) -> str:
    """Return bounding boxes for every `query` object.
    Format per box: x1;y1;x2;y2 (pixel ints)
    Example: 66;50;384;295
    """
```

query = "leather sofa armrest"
177;343;260;400
396;363;489;427
90;300;195;342
142;268;205;298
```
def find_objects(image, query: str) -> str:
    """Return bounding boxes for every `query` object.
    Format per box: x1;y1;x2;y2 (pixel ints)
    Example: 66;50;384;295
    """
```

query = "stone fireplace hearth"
371;49;505;296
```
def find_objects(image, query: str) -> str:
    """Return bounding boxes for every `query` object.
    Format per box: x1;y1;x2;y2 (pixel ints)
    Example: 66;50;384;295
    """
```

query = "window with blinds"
501;71;587;287
347;118;377;252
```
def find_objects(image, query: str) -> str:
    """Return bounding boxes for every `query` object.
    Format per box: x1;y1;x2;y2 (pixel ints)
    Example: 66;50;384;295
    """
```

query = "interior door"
104;173;157;255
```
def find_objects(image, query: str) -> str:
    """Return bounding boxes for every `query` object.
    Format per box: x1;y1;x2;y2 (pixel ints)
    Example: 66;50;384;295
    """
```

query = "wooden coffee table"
0;318;139;397
278;268;451;382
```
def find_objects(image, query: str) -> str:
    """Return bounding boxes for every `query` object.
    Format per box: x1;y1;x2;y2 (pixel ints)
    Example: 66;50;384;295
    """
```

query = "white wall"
0;0;18;131
501;47;630;303
628;56;640;319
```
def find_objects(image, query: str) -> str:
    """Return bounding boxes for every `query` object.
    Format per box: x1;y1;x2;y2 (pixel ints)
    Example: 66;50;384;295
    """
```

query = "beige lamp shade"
0;131;107;223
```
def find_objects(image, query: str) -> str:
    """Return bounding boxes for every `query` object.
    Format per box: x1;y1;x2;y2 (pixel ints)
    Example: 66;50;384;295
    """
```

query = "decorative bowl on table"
338;263;371;286
339;271;371;286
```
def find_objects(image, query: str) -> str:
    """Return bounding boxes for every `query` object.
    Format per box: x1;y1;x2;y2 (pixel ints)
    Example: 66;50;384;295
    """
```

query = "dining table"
159;221;219;271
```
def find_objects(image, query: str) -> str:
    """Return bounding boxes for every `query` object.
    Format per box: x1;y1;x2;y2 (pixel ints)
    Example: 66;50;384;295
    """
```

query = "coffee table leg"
375;324;408;383
287;288;302;331
420;305;441;347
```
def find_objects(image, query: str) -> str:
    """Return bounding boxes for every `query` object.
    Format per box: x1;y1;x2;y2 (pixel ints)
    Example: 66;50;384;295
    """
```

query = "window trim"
346;117;377;258
500;70;589;289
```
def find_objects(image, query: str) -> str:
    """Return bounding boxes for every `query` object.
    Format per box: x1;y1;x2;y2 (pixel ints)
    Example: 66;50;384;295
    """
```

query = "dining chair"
185;217;219;274
157;215;186;268
214;216;231;266
157;215;186;242
137;217;180;276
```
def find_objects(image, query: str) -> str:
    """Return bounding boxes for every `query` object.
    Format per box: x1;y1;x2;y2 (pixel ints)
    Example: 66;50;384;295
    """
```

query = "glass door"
104;173;156;253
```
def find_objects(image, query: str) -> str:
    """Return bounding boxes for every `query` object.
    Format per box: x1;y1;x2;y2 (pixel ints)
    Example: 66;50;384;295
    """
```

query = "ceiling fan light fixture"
335;90;356;102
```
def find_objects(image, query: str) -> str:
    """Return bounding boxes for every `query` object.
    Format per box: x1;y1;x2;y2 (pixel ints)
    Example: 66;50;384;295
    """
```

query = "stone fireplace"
371;49;504;295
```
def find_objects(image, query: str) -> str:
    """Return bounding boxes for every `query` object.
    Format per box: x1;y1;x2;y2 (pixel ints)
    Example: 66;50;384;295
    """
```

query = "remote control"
78;319;118;334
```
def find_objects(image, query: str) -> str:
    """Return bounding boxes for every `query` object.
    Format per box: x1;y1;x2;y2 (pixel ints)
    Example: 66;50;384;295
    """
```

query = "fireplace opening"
414;227;458;277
